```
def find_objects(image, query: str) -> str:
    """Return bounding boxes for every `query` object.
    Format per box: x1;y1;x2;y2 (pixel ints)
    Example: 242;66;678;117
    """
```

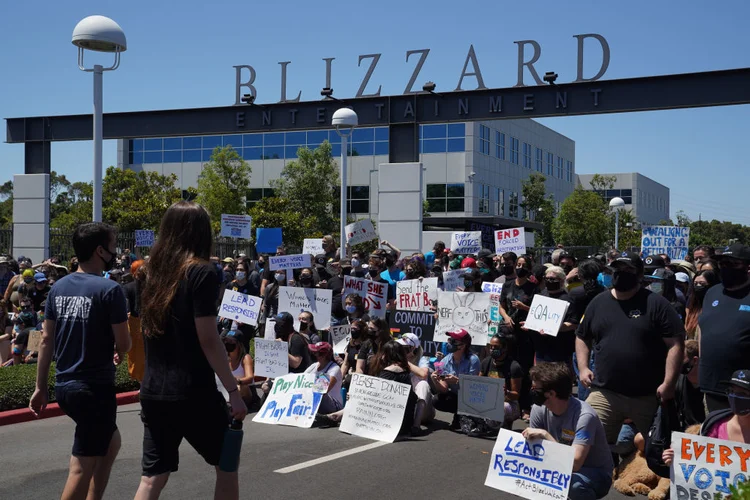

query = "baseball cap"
448;328;471;343
221;330;245;344
477;248;494;260
314;254;327;267
460;257;477;269
0;256;10;264
275;312;294;328
309;342;332;355
674;272;690;284
643;255;666;271
718;243;750;262
721;369;750;392
609;252;644;273
222;257;234;264
22;269;35;278
671;260;696;279
396;332;420;349
34;272;47;283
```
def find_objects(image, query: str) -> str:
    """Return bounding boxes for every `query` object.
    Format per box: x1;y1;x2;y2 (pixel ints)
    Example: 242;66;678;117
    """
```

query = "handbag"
644;398;679;478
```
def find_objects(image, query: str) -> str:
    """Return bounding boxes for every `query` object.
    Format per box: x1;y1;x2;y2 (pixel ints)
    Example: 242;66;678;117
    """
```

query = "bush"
0;359;139;412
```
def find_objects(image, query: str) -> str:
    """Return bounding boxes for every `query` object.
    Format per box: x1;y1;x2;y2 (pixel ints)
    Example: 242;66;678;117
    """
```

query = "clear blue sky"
2;0;749;224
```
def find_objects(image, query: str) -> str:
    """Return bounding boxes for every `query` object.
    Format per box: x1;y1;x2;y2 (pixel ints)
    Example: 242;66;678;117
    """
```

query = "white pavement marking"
274;441;388;474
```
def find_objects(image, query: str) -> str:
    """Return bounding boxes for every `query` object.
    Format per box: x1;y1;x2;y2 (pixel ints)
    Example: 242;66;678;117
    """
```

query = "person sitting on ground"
298;311;321;345
219;330;257;410
306;342;344;417
342;320;365;381
524;362;614;500
355;317;392;375
372;340;418;437
5;297;37;366
0;299;13;364
397;333;434;434
479;333;523;428
260;312;312;399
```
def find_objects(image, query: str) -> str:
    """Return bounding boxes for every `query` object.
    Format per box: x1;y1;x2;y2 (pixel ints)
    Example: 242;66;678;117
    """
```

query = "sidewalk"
0;390;140;426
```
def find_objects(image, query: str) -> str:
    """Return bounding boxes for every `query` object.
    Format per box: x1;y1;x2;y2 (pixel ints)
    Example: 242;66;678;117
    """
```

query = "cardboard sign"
435;291;490;346
670;432;750;499
256;227;283;253
253;373;323;428
495;227;526;255
641;225;690;260
277;286;333;329
340;373;411;443
264;318;276;339
523;294;570;337
345;219;378;246
269;254;312;271
485;429;575;500
330;325;352;355
221;214;252;239
254;338;289;379
389;309;437;354
488;293;502;337
343;276;386;319
302;238;324;256
219;290;261;326
396;278;438;312
458;375;505;422
482;282;503;294
134;230;155;247
443;268;469;292
450;231;482;255
25;330;42;353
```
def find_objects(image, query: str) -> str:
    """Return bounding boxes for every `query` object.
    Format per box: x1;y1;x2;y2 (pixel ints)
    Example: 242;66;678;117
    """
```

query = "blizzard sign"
641;226;690;260
495;227;526;255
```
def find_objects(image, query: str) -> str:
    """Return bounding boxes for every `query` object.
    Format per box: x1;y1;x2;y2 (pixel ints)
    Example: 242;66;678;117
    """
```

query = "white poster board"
396;278;438;312
340;373;410;443
134;230;155;247
670;431;749;499
458;375;505;423
442;269;469;292
481;282;503;294
494;227;526;255
450;231;482;255
435;291;490;346
277;286;333;329
221;214;252;239
523;294;570;337
253;373;323;428
269;254;312;271
486;429;575;500
345;219;378;246
302;238;324;256
343;276;387;319
253;338;289;379
264;318;276;339
330;325;351;355
641;225;690;260
219;289;261;326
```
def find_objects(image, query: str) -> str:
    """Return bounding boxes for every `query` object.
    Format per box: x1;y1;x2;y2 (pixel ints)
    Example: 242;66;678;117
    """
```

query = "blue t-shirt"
380;268;405;298
424;251;437;268
45;273;128;386
440;351;481;393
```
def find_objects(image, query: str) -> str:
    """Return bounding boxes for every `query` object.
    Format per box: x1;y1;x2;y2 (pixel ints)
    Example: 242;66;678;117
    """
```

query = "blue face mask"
598;272;612;288
235;271;246;281
345;305;357;314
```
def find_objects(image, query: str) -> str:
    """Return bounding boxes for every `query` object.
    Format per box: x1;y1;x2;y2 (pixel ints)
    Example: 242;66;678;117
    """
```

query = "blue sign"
256;228;283;254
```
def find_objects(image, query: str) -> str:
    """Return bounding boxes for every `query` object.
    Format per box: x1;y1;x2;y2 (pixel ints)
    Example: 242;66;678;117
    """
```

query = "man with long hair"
134;201;247;500
30;222;131;500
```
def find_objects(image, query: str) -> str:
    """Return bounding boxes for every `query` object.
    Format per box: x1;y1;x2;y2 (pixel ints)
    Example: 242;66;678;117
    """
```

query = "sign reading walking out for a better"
435;291;490;346
485;429;575;500
221;214;252;239
219;290;261;326
495;227;526;255
523;295;570;337
396;278;438;312
641;225;690;260
451;231;481;254
458;375;505;423
345;219;378;246
253;373;323;428
670;431;749;499
253;338;289;379
134;230;155;247
269;254;312;271
340;373;410;443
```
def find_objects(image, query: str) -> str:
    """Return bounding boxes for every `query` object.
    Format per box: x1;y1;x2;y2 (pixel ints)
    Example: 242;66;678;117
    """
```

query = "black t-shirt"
480;357;524;393
123;280;139;317
327;275;346;319
29;285;50;312
675;374;705;431
576;288;685;397
500;280;537;322
567;283;606;324
530;290;577;363
288;332;312;373
357;339;379;373
698;281;750;395
141;263;220;401
226;275;260;298
377;368;416;435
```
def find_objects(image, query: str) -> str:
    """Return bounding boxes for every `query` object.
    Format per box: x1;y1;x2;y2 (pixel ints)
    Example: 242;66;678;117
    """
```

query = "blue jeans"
569;467;612;500
612;422;637;456
573;351;596;401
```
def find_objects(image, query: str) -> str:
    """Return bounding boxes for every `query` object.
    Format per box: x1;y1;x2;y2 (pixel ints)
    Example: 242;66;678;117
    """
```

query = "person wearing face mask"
575;252;685;451
355;318;392;375
259;312;311;407
343;293;369;324
404;259;428;280
296;267;316;289
559;252;580;290
493;252;518;285
430;329;481;430
698;243;750;412
218;331;257;409
461;268;483;292
349;252;366;278
365;255;396;304
476;248;499;283
297;311;321;344
260;269;286;327
479;334;523;429
341;320;366;379
524;362;613;500
379;249;405;297
684;269;720;340
7;268;35;312
396;333;434;434
304;342;344;418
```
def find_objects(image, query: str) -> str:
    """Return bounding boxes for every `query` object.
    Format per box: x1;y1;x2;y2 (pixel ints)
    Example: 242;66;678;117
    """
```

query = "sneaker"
450;414;461;430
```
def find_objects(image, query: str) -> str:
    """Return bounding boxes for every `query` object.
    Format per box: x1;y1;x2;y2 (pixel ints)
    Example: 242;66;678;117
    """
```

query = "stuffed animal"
612;424;701;500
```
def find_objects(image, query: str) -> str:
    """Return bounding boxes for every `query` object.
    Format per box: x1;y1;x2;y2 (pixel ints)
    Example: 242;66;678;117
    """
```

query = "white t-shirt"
305;360;343;406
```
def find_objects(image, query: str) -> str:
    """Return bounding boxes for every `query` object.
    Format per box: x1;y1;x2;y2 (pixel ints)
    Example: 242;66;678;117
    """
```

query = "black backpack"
645;399;679;478
700;408;734;437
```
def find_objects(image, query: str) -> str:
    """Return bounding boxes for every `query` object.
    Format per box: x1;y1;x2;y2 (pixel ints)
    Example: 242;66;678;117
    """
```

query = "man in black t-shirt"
575;252;685;445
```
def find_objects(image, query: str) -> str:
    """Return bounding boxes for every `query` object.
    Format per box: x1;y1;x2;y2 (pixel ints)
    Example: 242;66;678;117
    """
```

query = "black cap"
609;252;644;273
221;329;245;344
477;248;494;260
643;255;666;271
719;243;750;262
722;369;750;391
275;311;294;328
314;254;327;267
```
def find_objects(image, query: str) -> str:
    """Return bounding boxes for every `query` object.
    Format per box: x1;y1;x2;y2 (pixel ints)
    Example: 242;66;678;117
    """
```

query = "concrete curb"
0;390;140;426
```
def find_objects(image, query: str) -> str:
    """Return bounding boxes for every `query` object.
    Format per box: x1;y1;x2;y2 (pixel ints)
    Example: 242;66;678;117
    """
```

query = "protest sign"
264;318;276;339
488;293;501;337
134;230;155;247
442;268;469;291
435;291;490;346
220;214;252;239
670;431;749;499
302;238;324;256
253;338;289;379
481;282;503;294
641;225;690;260
389;309;437;354
343;276;387;319
256;227;283;253
219;289;261;326
340;373;410;443
450;231;482;255
26;330;42;353
253;373;323;428
277;286;333;329
523;295;570;337
458;375;505;423
485;428;575;500
466;220;496;252
330;325;351;354
269;254;312;271
345;219;378;246
494;227;526;255
396;278;438;312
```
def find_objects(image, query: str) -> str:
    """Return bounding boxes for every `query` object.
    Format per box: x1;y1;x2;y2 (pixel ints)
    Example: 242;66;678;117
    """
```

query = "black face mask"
530;388;547;406
502;265;515;276
406;271;416;279
367;328;378;338
720;267;749;289
446;341;461;353
545;279;562;292
562;265;573;275
299;321;308;331
368;268;379;277
300;276;313;285
100;247;116;271
728;394;750;416
490;348;506;361
225;343;237;353
516;267;529;278
258;261;265;268
464;279;474;289
351;329;362;340
612;271;639;292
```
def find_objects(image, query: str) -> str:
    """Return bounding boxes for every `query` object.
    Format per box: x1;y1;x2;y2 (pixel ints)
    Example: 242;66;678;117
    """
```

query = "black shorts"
55;381;117;457
140;391;230;476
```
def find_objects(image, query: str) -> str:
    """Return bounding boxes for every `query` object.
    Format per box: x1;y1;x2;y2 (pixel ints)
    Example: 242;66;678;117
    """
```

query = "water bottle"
218;419;244;472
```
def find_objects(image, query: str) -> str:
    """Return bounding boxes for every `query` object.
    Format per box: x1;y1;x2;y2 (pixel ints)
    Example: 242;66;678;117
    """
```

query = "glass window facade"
495;188;504;216
348;186;370;214
557;157;564;179
245;188;276;209
509;192;519;219
522;143;532;169
419;123;466;154
479;125;490;155
601;189;633;205
536;148;544;172
495;132;505;160
426;183;465;213
547;152;554;176
510;137;519;165
566;160;574;183
478;184;490;214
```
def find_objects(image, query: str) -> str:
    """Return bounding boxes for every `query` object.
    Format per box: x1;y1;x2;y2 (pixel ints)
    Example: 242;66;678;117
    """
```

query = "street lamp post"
609;197;625;250
332;108;358;258
72;15;127;222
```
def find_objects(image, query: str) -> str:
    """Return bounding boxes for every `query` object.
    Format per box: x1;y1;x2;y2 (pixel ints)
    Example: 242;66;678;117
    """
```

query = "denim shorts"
55;381;117;457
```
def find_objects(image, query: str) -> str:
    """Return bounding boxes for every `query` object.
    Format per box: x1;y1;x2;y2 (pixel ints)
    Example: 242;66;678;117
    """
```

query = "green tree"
195;146;252;232
609;209;641;251
0;180;13;227
520;173;555;246
51;182;93;230
552;186;609;247
588;173;617;193
248;197;320;250
270;141;340;238
102;166;183;231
